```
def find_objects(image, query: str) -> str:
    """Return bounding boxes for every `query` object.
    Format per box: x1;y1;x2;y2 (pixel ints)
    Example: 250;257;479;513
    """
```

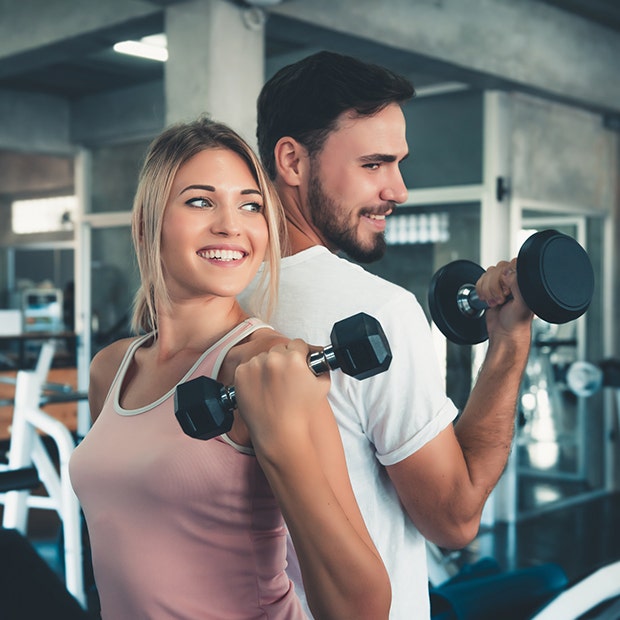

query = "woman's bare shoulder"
89;336;140;420
90;337;137;376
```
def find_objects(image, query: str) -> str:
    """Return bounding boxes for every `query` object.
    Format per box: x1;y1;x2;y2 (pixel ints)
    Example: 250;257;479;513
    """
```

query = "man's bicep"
385;424;472;542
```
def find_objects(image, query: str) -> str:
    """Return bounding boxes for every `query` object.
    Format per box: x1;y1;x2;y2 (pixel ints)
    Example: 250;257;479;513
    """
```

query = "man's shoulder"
282;247;409;296
274;248;424;340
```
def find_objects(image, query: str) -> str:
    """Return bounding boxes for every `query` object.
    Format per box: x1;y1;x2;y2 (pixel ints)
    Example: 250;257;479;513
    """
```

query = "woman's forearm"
256;439;391;620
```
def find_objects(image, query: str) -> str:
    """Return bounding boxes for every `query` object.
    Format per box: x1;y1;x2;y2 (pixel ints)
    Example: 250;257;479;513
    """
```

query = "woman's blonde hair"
131;116;286;334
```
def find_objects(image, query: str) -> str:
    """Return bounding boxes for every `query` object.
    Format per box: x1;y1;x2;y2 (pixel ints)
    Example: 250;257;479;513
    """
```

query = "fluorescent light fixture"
113;33;168;62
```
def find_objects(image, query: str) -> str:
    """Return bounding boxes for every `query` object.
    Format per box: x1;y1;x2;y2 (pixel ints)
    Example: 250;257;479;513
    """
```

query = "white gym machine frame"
0;341;85;608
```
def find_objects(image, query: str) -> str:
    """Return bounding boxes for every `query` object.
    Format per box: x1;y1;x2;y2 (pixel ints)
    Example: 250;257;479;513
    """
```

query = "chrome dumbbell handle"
307;347;339;375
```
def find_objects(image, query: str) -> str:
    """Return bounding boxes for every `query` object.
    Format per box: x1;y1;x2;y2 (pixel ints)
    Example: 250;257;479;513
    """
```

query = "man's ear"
274;137;308;187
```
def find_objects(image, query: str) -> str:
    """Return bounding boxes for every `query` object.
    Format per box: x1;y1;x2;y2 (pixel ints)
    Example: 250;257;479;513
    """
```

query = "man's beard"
307;168;387;264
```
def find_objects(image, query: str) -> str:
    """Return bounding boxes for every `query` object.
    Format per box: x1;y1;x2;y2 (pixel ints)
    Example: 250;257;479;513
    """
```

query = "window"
11;196;77;234
385;212;449;245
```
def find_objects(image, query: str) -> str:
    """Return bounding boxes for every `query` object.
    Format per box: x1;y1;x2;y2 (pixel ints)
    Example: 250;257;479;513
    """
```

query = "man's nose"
380;170;408;204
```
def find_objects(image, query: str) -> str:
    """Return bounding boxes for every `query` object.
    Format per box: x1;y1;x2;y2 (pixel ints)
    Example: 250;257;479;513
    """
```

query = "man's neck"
286;223;323;256
276;182;333;256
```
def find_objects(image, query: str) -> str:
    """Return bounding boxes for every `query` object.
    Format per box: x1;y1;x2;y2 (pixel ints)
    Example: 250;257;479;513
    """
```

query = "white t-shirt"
239;246;458;620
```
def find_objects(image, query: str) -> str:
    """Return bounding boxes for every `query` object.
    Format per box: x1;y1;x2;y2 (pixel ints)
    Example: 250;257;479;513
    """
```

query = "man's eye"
363;163;380;170
241;202;263;213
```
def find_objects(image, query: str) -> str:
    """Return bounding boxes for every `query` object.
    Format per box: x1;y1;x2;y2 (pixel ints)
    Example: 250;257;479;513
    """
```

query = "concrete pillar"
481;91;514;266
164;0;265;148
480;91;516;526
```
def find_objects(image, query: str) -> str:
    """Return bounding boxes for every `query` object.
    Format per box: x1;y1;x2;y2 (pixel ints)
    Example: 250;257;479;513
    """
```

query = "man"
240;51;533;619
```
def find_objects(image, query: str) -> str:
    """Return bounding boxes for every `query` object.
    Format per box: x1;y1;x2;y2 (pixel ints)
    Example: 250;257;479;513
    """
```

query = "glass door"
515;212;607;517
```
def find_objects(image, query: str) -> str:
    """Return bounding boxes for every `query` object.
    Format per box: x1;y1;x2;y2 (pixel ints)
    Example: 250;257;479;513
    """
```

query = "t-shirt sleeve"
353;290;459;467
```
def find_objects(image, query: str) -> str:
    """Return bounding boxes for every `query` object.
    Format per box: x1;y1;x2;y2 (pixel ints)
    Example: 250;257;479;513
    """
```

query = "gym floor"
13;486;620;618
461;489;620;584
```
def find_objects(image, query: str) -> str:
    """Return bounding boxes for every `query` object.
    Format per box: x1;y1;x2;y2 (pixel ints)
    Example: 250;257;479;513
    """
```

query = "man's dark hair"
257;50;415;179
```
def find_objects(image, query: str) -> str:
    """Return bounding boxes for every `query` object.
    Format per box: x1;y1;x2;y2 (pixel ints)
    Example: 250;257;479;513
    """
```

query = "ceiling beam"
266;0;620;115
0;0;163;77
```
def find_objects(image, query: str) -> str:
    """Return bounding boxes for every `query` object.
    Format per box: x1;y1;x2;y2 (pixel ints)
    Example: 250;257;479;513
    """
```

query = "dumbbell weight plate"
517;229;594;324
428;260;487;345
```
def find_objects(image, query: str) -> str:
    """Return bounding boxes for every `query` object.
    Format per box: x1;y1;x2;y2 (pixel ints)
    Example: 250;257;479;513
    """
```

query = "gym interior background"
0;0;619;616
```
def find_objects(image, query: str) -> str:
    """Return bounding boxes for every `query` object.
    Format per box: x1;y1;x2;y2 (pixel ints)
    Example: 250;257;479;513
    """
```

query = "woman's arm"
233;339;391;620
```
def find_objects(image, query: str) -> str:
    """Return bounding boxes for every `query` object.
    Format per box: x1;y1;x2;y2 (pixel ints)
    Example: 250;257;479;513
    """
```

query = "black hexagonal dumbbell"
428;229;595;345
175;312;392;440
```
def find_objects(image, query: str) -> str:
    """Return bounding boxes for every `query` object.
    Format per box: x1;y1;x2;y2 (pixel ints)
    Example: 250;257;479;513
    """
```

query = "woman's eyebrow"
180;185;261;196
180;184;215;194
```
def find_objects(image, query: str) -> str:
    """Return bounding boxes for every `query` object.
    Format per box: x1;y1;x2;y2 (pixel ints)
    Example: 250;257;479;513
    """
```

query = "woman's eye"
186;197;212;209
241;202;263;213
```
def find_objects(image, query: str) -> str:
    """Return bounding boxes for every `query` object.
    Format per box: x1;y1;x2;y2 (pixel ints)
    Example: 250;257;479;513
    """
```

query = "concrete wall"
512;94;617;211
0;90;71;155
269;0;620;116
71;82;165;147
510;93;619;353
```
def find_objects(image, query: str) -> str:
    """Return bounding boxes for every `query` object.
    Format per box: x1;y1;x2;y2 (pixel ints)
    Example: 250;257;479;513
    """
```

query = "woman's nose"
211;205;241;236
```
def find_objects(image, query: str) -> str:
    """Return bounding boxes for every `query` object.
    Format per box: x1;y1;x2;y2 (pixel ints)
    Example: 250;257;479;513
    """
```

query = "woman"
69;117;390;619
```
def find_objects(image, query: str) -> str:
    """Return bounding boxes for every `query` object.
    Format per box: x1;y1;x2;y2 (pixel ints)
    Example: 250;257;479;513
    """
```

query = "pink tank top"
70;319;307;619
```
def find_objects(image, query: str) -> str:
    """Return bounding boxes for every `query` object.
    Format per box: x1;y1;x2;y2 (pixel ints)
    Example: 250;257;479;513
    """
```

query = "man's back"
241;245;458;619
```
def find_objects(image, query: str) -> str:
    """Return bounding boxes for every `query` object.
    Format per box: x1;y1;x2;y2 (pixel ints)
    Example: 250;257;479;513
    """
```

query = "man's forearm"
455;335;530;498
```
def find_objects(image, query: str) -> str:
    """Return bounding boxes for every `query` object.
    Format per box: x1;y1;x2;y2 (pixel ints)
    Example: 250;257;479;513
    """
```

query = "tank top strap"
102;334;152;409
191;317;274;381
103;319;273;413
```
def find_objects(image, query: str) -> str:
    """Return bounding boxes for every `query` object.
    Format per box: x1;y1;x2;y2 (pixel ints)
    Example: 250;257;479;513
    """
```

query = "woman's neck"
153;297;248;361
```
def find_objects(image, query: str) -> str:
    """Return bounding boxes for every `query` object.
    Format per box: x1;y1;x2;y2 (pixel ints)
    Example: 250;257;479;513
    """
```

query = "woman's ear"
273;137;308;187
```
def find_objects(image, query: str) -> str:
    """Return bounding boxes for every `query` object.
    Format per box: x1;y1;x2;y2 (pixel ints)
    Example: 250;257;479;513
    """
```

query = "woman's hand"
232;338;331;454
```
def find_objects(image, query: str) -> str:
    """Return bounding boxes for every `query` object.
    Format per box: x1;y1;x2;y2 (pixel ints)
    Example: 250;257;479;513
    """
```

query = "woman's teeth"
199;249;244;261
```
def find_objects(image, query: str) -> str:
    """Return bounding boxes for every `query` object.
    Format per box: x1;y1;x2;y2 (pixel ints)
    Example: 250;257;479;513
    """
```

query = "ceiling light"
113;34;168;62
